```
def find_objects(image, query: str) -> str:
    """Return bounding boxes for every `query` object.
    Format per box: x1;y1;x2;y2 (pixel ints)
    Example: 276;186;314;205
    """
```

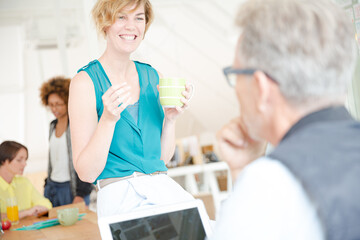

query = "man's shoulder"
231;156;319;220
213;157;323;239
229;157;302;206
236;157;293;185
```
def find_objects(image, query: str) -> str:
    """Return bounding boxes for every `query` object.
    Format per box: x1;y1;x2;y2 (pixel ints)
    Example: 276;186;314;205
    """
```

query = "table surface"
1;163;229;239
2;209;101;240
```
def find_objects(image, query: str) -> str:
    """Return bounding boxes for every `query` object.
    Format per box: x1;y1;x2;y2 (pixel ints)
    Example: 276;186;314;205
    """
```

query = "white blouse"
49;131;70;182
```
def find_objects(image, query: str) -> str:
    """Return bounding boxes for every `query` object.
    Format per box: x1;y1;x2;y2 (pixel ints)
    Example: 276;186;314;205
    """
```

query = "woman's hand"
159;83;193;163
101;83;132;122
163;83;193;122
19;206;49;219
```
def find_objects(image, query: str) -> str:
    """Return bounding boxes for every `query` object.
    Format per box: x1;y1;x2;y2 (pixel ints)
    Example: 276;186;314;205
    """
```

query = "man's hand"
216;117;267;181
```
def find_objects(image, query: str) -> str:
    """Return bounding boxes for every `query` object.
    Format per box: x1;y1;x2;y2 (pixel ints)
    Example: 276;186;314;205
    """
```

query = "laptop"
98;199;213;240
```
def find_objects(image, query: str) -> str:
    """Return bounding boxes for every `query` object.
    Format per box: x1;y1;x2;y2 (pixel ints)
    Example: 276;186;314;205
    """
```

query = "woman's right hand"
101;83;132;122
19;206;48;219
70;72;132;182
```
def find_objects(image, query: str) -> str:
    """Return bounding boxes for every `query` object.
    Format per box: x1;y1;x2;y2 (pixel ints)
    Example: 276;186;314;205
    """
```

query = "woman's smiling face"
105;3;146;54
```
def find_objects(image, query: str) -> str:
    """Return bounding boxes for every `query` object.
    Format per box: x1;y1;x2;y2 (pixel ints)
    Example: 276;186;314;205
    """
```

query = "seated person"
0;141;52;219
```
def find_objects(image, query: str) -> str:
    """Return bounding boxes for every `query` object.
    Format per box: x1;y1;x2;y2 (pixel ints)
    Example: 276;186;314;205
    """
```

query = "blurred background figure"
0;141;52;219
40;76;93;207
213;0;360;239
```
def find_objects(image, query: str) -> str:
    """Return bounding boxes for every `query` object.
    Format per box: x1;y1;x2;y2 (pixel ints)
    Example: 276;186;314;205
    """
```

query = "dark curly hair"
39;76;71;106
0;141;28;166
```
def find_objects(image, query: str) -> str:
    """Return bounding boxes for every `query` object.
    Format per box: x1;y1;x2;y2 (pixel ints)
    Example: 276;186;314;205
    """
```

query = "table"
2;209;100;240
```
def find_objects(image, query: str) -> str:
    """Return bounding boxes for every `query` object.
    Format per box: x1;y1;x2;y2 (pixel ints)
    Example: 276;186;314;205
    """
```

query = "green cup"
159;78;194;107
57;208;79;226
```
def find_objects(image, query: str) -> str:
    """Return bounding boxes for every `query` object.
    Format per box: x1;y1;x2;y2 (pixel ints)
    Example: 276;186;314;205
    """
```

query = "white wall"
0;25;25;143
0;0;242;174
0;20;101;173
1;0;358;174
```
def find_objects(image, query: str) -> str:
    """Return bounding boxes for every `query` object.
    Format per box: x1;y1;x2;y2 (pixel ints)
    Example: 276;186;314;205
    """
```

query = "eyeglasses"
223;66;278;87
48;103;65;109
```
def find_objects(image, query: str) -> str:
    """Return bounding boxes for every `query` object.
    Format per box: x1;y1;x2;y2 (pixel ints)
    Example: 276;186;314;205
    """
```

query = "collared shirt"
0;176;52;213
210;157;323;240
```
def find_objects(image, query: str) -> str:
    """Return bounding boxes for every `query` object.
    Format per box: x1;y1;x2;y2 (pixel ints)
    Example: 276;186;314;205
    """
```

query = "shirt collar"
0;175;11;191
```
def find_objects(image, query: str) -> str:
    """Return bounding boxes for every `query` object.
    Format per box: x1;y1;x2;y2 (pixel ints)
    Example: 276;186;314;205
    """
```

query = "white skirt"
96;174;194;218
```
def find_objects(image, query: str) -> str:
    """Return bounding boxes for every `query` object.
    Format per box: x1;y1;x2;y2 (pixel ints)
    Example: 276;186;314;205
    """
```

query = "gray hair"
236;0;357;107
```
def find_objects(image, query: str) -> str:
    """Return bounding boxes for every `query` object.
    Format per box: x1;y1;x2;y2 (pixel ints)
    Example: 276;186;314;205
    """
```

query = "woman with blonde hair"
69;0;194;218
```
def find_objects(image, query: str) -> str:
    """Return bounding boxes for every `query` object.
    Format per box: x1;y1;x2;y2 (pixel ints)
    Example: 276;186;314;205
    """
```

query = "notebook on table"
98;199;213;240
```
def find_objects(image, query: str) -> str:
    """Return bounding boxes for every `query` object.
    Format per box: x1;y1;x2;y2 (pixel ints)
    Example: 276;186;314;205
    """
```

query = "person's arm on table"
18;179;52;219
19;206;49;219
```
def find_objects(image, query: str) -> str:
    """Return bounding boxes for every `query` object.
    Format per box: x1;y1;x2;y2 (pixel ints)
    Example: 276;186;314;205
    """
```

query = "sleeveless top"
127;101;139;124
78;60;167;181
269;106;360;240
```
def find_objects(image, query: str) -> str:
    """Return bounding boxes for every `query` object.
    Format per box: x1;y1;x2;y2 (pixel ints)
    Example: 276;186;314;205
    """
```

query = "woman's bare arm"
68;71;131;182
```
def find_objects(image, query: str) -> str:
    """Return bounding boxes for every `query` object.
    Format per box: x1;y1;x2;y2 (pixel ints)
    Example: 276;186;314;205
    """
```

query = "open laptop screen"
110;207;205;240
99;200;211;240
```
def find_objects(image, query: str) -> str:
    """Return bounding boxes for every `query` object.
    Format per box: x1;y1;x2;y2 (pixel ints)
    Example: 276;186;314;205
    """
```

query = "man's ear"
253;71;272;113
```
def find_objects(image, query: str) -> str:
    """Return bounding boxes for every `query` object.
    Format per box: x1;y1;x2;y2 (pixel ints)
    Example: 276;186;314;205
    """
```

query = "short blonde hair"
92;0;154;37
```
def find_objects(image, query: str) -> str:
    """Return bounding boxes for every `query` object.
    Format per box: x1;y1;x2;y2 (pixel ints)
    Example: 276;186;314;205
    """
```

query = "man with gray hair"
213;0;360;239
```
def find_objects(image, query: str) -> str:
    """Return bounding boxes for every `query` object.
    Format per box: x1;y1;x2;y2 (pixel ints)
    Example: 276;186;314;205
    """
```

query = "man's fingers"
217;119;247;148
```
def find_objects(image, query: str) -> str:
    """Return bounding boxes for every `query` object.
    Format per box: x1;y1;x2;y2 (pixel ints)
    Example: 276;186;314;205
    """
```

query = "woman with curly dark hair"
40;76;93;207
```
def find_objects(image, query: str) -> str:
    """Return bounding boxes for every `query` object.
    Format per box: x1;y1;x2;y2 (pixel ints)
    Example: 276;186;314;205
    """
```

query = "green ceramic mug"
57;208;79;226
159;78;195;107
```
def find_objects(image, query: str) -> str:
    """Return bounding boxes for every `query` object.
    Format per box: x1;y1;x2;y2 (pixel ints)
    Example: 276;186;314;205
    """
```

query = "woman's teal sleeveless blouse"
78;60;167;181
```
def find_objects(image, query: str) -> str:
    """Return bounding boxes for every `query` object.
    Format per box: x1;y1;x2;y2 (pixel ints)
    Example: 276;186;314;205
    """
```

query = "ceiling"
0;0;243;140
